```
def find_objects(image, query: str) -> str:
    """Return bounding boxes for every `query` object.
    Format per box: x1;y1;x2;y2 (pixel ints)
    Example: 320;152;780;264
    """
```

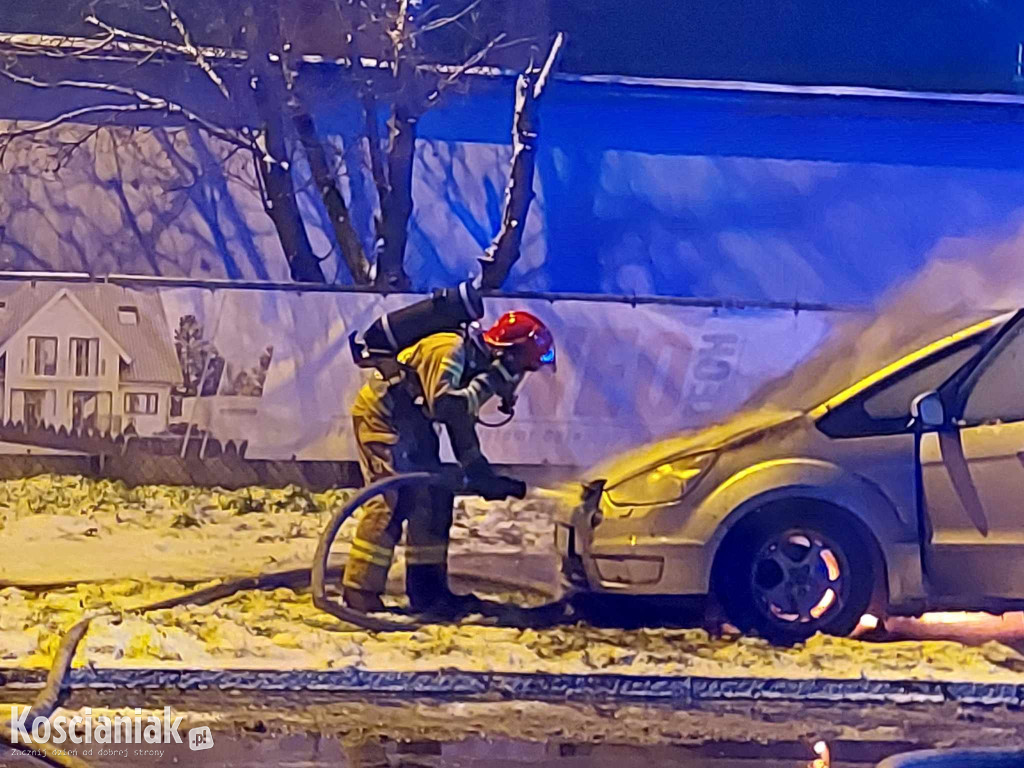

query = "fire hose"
1;472;558;766
312;471;460;632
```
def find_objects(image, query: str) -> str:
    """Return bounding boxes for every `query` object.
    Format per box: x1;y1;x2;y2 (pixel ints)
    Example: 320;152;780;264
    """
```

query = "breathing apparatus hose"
477;412;515;428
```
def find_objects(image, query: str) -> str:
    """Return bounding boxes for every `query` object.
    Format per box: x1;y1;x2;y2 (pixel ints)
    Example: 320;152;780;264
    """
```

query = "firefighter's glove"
471;475;528;501
463;459;527;500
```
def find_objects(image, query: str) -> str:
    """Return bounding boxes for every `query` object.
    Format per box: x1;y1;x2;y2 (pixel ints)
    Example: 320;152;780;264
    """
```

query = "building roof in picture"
0;282;183;385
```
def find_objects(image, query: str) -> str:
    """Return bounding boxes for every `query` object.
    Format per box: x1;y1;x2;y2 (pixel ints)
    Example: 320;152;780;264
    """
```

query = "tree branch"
0;68;250;150
531;31;564;98
425;33;506;106
0;103;162;141
52;124;103;173
390;0;412;75
373;0;423;291
413;0;485;36
84;16;243;63
0;31;116;58
157;0;231;99
478;33;564;290
275;3;373;285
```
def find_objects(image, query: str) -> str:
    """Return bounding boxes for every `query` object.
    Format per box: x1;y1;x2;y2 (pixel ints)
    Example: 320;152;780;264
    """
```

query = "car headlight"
604;453;716;507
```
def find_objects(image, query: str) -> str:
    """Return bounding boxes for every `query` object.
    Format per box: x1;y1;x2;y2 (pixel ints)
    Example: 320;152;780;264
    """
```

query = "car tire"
714;504;876;644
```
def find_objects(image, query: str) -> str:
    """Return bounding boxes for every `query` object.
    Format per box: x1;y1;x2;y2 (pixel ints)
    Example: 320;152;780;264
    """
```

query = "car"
556;308;1024;642
876;749;1024;768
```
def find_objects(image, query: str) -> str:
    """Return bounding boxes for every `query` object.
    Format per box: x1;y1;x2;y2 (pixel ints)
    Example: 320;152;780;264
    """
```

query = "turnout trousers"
341;412;456;608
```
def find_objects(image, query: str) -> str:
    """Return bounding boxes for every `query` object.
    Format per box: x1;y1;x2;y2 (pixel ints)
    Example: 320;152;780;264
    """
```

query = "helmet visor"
539;346;556;372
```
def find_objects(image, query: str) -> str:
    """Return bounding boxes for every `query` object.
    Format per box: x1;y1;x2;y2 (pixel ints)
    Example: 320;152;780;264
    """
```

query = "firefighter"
343;310;556;616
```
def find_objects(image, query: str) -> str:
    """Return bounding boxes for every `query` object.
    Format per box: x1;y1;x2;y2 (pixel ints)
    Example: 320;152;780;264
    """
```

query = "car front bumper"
555;520;589;590
554;486;703;594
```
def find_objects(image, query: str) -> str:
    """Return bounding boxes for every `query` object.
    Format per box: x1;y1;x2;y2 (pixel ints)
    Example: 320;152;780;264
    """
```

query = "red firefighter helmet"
482;311;555;371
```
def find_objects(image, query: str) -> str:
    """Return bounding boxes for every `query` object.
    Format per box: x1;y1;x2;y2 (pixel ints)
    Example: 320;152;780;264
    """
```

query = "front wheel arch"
710;498;888;641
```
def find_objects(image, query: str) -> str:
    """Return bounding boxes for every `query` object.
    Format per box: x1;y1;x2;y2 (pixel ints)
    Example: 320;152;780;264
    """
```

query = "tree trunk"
478;72;537;290
374;99;417;290
258;98;326;283
479;34;563;290
292;106;371;284
361;90;389;211
246;1;326;283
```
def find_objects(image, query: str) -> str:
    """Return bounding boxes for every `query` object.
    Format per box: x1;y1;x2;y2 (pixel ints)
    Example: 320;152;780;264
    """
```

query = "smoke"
750;210;1024;410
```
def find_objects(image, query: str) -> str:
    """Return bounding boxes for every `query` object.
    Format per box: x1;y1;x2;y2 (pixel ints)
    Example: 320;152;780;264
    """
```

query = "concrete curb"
1;667;1022;707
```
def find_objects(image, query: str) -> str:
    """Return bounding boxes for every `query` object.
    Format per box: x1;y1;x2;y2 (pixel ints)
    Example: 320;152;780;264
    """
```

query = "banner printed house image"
0;283;182;437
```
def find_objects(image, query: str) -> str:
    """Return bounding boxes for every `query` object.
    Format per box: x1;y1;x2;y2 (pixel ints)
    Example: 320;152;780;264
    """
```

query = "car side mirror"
911;391;945;430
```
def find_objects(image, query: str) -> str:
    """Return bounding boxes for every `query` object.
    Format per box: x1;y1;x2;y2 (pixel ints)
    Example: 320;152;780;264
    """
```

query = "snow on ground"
0;475;557;585
2;581;1024;683
3;475;1024;685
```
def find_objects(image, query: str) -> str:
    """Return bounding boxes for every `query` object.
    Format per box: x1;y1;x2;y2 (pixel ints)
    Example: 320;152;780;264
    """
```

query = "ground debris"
0;581;1021;684
3;475;1024;686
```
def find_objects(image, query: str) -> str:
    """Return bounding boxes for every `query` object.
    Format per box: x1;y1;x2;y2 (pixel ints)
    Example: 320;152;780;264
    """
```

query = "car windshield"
745;307;1009;412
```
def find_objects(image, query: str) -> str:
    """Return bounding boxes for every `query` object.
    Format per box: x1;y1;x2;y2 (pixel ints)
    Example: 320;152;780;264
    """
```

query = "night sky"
2;0;1021;92
552;0;1022;93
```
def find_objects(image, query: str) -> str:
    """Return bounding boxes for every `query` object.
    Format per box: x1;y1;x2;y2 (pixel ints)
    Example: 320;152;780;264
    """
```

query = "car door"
921;313;1024;599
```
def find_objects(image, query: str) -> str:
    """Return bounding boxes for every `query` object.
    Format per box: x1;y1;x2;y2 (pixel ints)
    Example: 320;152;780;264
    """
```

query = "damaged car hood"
584;407;803;487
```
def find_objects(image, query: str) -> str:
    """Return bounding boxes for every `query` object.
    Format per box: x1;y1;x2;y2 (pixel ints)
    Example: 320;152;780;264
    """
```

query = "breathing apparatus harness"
348;280;518;423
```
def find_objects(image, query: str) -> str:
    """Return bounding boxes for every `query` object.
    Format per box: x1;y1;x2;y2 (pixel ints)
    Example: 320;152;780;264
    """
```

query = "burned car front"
555;309;1023;642
555;409;801;596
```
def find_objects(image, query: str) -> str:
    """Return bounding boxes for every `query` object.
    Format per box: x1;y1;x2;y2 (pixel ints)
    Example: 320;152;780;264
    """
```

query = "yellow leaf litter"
2;475;1023;685
0;475;559;585
1;581;1024;683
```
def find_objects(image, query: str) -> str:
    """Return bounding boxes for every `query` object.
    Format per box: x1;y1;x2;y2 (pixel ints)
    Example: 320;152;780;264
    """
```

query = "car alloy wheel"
714;504;877;643
750;528;850;626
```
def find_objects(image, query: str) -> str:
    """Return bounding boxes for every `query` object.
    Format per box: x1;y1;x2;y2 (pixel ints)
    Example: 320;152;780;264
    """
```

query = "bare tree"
479;34;563;289
0;0;561;289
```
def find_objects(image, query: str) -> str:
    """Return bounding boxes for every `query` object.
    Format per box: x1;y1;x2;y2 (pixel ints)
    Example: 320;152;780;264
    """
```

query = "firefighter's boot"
407;564;493;619
343;586;385;614
407;564;450;612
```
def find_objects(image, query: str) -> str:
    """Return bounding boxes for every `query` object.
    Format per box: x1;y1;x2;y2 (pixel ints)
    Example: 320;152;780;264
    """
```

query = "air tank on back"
350;280;485;371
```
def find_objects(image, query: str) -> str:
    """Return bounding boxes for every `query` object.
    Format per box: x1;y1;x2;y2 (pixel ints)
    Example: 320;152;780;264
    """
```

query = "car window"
863;344;981;419
818;336;986;437
963;324;1024;425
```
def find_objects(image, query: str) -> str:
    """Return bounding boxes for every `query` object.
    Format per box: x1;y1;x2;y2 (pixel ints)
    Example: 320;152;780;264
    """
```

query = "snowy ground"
4;580;1024;683
3;475;1024;686
0;476;557;585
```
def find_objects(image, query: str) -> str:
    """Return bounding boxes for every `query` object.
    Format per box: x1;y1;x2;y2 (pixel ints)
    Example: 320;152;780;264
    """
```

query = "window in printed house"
72;391;113;431
13;389;55;429
125;392;158;415
28;337;57;376
118;306;139;325
71;338;100;377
